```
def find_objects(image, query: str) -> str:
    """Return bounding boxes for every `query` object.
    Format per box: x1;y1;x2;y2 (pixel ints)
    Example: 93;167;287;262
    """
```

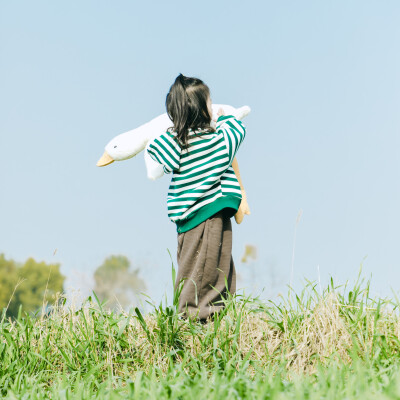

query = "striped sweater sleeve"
146;131;181;174
216;115;246;165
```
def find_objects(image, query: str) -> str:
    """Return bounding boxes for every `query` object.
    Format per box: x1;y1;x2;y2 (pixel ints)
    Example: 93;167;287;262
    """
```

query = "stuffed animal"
97;104;251;223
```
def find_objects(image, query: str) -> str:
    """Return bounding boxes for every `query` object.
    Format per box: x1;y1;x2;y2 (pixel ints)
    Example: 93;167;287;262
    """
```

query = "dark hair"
166;74;214;149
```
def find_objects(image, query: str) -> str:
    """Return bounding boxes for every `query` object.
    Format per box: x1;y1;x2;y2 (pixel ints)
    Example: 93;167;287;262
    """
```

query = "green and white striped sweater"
147;115;246;233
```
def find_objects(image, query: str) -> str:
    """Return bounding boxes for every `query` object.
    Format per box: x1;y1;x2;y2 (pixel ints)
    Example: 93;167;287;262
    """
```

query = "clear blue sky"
1;1;399;303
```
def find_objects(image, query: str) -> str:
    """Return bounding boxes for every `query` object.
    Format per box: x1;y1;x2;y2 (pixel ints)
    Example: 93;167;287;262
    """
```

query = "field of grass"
2;271;400;399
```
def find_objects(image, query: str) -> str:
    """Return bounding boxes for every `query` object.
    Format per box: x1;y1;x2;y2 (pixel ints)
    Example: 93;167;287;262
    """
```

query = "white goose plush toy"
97;104;251;224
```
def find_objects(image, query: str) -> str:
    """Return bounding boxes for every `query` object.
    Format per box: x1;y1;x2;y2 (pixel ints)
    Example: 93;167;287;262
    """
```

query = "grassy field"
2;272;400;399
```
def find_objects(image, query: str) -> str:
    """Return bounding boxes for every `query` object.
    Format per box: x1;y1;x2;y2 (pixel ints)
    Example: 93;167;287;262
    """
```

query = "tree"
0;254;18;313
0;254;65;318
93;255;146;311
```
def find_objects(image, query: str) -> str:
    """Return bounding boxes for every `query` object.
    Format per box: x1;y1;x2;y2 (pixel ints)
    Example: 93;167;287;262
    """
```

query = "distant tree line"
93;255;146;311
0;253;146;319
0;254;65;318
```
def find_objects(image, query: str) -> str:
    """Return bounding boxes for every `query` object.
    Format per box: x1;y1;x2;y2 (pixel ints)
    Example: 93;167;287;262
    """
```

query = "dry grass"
7;285;397;374
2;277;400;398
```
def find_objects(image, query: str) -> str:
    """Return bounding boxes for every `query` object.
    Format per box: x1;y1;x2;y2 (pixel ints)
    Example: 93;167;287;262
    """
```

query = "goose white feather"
97;104;251;180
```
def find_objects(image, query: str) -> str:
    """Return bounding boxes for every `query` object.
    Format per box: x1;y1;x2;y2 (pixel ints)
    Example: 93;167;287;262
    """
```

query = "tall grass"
1;272;400;399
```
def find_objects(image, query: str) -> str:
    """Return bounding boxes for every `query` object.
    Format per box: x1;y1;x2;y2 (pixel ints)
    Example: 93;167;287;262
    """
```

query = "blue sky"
1;1;399;303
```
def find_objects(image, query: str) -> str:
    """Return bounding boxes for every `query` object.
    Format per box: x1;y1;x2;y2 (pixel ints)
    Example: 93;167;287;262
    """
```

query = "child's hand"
217;108;225;118
234;190;251;224
231;157;250;225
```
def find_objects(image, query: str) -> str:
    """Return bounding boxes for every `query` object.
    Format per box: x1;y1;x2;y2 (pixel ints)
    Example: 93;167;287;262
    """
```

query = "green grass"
2;272;400;399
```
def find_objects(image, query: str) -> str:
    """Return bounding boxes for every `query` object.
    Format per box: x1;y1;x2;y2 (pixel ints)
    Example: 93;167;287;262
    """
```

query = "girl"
146;74;247;321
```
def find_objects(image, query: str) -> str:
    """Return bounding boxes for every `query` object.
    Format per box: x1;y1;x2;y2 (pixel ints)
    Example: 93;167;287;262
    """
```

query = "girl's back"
145;73;247;321
147;113;246;233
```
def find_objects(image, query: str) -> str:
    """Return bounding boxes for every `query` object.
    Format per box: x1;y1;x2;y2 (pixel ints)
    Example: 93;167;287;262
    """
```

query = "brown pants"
175;209;236;321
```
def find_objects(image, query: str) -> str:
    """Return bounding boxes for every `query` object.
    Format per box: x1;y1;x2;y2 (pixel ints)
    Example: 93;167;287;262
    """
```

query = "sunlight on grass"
1;271;400;399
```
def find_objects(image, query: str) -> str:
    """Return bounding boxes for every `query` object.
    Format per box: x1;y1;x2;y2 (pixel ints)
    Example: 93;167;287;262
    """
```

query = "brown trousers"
175;210;236;321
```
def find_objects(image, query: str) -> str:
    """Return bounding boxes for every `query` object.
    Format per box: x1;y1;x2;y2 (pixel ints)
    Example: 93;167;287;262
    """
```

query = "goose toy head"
96;104;251;167
96;114;171;166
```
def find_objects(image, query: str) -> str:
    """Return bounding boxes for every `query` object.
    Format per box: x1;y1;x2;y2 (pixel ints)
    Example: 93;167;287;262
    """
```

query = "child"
146;73;246;321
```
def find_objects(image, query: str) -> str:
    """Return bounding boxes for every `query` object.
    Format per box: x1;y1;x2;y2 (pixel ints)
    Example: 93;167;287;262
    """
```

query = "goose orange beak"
97;151;114;167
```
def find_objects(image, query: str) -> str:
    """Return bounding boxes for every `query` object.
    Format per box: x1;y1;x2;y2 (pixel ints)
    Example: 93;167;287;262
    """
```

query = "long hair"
166;74;214;149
